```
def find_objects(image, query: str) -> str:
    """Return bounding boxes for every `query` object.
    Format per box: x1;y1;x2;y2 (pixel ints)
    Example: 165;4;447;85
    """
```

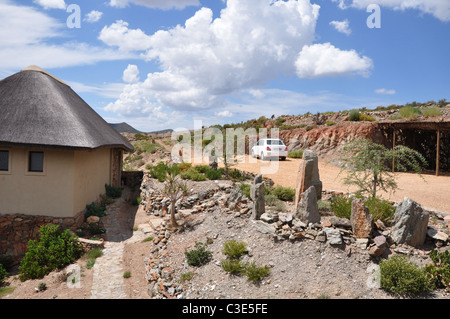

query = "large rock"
391;197;429;247
250;174;265;220
296;186;320;224
323;227;343;245
294;150;322;211
351;199;373;239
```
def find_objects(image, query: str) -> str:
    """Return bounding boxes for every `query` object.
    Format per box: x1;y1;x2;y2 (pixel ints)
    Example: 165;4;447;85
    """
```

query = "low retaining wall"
0;212;84;265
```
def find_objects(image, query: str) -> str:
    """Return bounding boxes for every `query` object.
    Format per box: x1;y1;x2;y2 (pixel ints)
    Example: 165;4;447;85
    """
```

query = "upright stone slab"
250;174;265;220
351;199;374;239
391;197;429;247
294;150;322;211
296;186;320;224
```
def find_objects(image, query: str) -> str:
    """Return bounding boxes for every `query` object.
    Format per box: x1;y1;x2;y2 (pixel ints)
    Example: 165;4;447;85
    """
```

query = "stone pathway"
90;191;146;299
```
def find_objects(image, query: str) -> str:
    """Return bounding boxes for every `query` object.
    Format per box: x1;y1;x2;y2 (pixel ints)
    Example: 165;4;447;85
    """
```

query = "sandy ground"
227;156;450;214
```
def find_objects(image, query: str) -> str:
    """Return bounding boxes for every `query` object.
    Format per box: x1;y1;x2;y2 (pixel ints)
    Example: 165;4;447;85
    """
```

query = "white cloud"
332;0;450;22
103;0;373;123
33;0;66;10
123;64;140;83
330;19;351;35
295;43;373;78
66;81;126;99
0;2;134;72
84;10;103;23
108;0;200;10
99;20;152;52
215;110;233;118
375;88;396;95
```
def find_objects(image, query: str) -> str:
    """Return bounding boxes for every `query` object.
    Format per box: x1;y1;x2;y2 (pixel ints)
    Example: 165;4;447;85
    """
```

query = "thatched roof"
0;67;133;152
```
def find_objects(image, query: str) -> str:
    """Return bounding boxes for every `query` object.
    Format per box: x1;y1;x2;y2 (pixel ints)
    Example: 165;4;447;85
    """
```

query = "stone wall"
0;212;84;264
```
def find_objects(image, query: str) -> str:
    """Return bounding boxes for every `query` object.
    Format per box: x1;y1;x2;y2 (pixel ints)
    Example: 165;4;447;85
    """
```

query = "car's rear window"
266;140;284;145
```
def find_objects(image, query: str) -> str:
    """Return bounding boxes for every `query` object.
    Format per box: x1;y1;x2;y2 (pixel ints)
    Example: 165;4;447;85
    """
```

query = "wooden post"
392;129;396;172
436;129;440;176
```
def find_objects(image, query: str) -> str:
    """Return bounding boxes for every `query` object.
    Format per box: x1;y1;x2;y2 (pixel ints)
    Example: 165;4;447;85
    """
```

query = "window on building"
29;151;44;172
0;150;9;171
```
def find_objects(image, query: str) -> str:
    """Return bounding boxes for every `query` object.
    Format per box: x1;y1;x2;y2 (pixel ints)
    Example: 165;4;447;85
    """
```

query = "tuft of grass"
142;236;154;243
271;186;295;201
222;240;248;260
123;271;131;279
288;150;304;159
398;106;420;119
221;259;246;275
243;261;270;283
185;242;212;267
179;271;195;283
422;107;441;118
0;287;16;298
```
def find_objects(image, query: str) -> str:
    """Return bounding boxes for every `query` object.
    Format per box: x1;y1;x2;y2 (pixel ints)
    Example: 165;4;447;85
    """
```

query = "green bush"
422;107;442;117
265;194;286;212
185;242;212;267
271;186;295;201
19;225;83;281
398;106;420;119
239;183;251;198
222;240;247;260
288;150;304;159
205;169;222;180
0;264;8;284
425;250;450;290
85;202;106;219
181;167;207;181
349;110;360;121
148;162;179;182
380;255;432;295
193;165;210;174
325;121;336;126
330;195;353;219
105;184;122;199
243;261;270;283
221;259;246;275
359;113;376;122
364;197;395;225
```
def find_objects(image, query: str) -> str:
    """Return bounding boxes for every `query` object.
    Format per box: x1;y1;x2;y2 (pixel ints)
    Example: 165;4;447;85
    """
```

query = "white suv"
251;138;288;161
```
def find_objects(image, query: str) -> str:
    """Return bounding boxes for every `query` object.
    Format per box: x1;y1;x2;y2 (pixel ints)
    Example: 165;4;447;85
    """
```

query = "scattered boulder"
427;226;449;242
350;199;373;239
296;186;320;224
323;227;343;245
391;197;429;247
294;150;322;211
250;174;265;220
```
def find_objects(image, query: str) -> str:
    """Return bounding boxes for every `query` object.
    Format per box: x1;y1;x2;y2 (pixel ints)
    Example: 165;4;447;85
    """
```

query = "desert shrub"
123;271;131;278
317;199;331;213
349;110;360;121
181;167;207;181
148;162;179;182
330;195;353;219
243;261;270;283
221;259;246;275
193;165;210;174
271;186;295;201
185;242;212;267
0;264;8;284
229;169;248;181
222;240;247;260
265;194;286;212
325;121;336;126
275;118;286;127
85;202;106;219
288;150;304;158
87;223;106;235
205;169;222;180
105;184;122;199
398;106;420;119
19;225;83;281
359;113;376;122
179;271;195;283
239;183;251;198
178;162;192;173
380;255;432;295
364;197;396;225
425;250;450;290
422;107;442;118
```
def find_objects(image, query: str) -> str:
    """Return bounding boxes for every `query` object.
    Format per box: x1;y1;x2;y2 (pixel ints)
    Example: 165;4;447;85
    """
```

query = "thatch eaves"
0;67;134;152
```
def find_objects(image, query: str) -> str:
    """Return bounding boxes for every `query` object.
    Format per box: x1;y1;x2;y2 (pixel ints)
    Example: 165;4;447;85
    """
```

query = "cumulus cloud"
215;110;233;118
0;1;133;72
103;0;373;121
84;10;103;23
108;0;200;10
332;0;450;22
295;43;373;78
375;88;396;95
33;0;66;10
123;64;140;83
330;19;351;35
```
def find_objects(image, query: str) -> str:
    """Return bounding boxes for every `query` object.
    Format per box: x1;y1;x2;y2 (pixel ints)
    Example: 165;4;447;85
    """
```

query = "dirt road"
229;156;450;214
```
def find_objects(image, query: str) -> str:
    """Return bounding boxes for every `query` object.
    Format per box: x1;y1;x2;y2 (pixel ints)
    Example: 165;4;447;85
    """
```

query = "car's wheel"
280;156;286;161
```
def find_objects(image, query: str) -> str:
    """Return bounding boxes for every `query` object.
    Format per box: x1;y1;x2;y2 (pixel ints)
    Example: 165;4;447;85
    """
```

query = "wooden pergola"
377;121;450;176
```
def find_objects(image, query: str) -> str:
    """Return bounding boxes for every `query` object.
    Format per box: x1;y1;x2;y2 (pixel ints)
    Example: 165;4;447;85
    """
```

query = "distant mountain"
109;122;174;135
109;122;142;134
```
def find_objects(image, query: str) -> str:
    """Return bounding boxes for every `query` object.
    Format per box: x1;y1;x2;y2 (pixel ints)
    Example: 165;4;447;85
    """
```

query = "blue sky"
0;0;448;132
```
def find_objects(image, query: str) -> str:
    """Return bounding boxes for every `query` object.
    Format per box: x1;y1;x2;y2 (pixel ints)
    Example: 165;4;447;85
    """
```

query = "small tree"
162;165;188;228
339;138;427;198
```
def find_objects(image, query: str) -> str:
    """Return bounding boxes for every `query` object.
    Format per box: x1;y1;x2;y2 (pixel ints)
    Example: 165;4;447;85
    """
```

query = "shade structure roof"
0;66;133;152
